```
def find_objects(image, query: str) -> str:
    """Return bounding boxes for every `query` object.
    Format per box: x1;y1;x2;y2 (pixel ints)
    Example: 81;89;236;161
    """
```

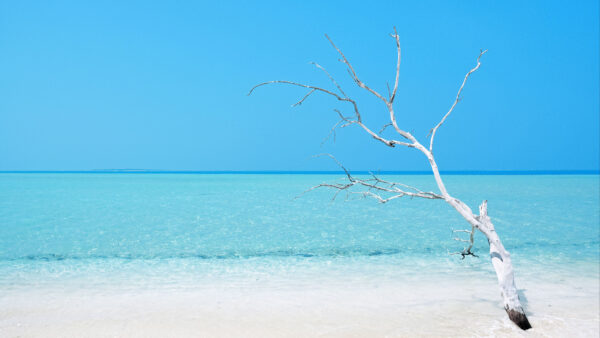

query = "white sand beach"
1;262;598;337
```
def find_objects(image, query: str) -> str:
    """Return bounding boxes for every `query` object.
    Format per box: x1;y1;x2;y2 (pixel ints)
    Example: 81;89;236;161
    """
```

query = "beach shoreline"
1;258;598;337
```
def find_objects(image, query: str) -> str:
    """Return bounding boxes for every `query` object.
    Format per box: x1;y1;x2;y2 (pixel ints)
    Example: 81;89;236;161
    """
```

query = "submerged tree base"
506;307;532;330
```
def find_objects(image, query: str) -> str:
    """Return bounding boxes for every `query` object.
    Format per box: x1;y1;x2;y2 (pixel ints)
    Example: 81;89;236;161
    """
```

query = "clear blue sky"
1;0;598;171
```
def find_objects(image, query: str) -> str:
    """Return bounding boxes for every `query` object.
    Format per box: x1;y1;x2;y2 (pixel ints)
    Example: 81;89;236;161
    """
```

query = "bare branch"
428;49;488;152
249;36;420;149
354;191;406;204
321;109;360;145
368;131;414;148
324;34;389;104
390;27;401;103
302;156;443;203
387;104;418;144
313;153;353;181
448;249;478;259
379;123;392;134
366;173;435;195
292;88;316;107
321;119;342;145
311;62;347;98
334;109;355;123
250;81;415;149
248;80;348;102
311;173;443;203
449;225;478;259
382;27;419;145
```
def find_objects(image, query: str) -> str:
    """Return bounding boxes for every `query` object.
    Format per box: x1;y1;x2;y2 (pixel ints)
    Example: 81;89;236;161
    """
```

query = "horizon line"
0;169;598;175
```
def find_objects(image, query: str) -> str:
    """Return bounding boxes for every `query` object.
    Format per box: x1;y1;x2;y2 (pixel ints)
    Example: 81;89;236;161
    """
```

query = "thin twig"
292;88;316;107
311;62;347;97
301;155;443;203
390;27;401;103
449;225;478;259
379;123;392;134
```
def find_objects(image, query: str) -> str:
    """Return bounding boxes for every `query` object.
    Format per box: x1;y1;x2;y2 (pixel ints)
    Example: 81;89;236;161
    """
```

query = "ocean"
0;173;598;337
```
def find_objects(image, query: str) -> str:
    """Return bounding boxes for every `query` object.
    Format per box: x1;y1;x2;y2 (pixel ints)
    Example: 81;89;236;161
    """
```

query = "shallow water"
0;174;598;336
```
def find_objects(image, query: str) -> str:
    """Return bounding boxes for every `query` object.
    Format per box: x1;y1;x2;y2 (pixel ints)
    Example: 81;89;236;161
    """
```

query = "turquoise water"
0;173;598;287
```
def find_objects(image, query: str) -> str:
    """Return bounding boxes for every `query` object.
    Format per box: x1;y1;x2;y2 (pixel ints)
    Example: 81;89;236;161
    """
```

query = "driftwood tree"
248;29;532;330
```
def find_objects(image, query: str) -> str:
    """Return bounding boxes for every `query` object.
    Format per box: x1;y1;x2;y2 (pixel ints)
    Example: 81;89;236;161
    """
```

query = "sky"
0;0;598;171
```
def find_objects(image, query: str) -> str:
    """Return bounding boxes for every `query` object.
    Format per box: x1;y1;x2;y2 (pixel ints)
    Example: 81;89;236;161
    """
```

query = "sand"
1;269;598;337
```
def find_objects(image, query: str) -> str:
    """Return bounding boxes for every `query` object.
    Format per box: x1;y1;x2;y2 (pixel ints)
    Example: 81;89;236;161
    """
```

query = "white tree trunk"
478;201;532;330
426;147;532;330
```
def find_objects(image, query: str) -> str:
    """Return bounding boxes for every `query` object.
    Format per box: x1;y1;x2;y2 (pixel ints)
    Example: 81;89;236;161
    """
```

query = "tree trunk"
478;201;532;330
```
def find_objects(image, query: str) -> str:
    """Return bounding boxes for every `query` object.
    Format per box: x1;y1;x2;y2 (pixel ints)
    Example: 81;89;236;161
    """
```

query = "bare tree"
248;28;532;330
